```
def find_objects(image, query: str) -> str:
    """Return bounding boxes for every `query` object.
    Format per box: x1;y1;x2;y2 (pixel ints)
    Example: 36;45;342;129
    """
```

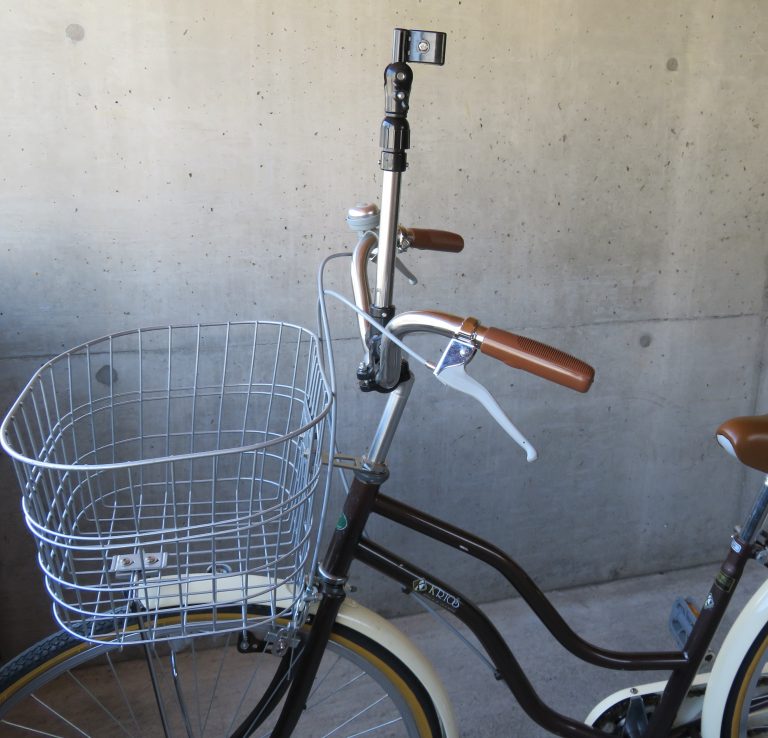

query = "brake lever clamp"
433;338;538;462
434;337;477;372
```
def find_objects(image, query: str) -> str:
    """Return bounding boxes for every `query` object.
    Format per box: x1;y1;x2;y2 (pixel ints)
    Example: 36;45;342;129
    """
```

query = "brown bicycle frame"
267;473;753;738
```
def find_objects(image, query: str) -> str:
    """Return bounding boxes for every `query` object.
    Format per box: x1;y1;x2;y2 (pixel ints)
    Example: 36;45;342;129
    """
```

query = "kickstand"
622;696;649;738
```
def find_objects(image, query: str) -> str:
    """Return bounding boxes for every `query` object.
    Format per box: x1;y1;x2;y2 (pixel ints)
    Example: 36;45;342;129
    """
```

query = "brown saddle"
717;415;768;474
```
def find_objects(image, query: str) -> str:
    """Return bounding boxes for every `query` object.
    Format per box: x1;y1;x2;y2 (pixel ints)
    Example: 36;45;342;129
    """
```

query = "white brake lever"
433;339;538;462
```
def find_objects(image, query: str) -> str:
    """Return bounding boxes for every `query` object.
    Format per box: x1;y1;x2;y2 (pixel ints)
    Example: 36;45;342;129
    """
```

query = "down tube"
372;493;685;672
355;537;613;738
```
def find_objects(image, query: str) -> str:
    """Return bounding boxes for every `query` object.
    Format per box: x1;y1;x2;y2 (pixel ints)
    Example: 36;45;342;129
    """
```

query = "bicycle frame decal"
412;578;461;610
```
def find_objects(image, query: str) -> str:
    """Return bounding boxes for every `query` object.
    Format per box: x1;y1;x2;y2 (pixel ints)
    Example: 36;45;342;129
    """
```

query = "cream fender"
337;597;458;737
700;577;768;737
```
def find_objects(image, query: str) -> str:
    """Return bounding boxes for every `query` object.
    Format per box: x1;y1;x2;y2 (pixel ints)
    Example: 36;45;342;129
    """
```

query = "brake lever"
369;248;418;285
433;338;538;462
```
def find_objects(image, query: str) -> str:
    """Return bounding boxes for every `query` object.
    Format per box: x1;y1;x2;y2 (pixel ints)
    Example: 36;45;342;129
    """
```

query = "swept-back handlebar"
380;310;594;394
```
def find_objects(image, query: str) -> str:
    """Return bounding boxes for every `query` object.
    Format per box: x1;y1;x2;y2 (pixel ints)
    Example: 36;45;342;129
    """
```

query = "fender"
585;674;709;731
337;597;458;738
701;576;768;737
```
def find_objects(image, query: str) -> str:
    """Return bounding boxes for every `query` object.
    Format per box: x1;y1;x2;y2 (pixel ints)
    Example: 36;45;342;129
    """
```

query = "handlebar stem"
373;170;402;309
371;57;412;388
364;372;415;465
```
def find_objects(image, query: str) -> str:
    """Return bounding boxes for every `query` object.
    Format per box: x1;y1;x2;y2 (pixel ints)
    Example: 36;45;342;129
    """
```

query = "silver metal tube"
377;310;465;388
350;232;378;359
383;311;465;339
374;170;402;307
741;476;768;544
365;373;415;465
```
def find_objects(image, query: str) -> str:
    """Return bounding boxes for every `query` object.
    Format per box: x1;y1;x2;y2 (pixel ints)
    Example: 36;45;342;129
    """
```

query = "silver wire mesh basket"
1;321;332;645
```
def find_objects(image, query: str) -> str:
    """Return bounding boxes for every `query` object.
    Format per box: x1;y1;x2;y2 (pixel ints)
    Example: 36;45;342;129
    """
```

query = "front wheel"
0;613;443;737
721;619;768;736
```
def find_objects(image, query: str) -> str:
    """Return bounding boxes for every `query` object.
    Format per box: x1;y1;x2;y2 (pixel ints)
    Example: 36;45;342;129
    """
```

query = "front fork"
268;469;387;737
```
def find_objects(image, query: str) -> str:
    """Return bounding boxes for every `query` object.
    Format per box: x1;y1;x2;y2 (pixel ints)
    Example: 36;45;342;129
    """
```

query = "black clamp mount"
379;28;445;171
380;58;413;173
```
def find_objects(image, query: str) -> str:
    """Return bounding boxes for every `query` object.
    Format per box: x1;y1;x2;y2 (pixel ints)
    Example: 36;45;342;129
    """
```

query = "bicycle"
2;26;768;738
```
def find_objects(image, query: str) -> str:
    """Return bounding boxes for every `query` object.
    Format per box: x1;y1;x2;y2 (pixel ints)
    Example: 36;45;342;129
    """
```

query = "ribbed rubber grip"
406;228;464;253
478;327;594;393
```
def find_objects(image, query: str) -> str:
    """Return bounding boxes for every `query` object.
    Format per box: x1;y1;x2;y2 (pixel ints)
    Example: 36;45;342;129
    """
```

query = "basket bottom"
53;575;301;645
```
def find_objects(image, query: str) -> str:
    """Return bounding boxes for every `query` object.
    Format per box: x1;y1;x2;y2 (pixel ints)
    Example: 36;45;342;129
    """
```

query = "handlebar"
381;310;595;393
399;228;464;253
476;327;594;393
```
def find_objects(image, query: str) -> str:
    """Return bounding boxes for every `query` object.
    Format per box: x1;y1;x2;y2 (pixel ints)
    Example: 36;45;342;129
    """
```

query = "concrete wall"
1;0;766;659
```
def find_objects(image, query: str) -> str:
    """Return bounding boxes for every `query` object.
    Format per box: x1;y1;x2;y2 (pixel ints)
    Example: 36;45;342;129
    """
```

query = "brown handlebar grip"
478;327;595;393
405;228;464;253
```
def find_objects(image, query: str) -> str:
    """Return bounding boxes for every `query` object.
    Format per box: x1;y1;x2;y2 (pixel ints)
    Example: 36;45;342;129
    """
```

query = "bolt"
396;71;406;81
121;557;133;567
145;555;159;565
418;40;430;53
459;348;470;357
629;687;638;695
396;91;406;101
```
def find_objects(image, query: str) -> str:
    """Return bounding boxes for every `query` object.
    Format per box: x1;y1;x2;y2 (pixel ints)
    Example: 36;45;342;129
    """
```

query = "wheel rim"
0;620;434;737
734;640;768;737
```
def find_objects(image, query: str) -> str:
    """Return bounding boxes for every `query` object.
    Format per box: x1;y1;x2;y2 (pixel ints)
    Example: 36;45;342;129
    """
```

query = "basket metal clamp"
237;626;300;656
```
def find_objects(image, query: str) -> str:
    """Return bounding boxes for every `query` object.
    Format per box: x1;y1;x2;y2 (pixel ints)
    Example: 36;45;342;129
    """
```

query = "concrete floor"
388;561;768;737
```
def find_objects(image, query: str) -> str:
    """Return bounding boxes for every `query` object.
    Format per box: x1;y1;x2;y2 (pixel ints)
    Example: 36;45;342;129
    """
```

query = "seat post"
740;475;768;545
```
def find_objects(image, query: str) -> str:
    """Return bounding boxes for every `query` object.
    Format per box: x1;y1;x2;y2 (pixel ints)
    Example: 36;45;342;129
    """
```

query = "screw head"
418;40;430;53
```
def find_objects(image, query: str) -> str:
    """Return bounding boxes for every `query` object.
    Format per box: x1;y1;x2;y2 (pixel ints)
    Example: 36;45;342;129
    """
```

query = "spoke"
141;642;173;738
0;719;69;737
105;653;142;735
169;649;195;738
66;671;134;738
320;695;390;738
190;641;203;738
308;652;342;701
347;717;405;737
225;650;292;737
203;634;234;734
31;694;90;737
307;671;367;710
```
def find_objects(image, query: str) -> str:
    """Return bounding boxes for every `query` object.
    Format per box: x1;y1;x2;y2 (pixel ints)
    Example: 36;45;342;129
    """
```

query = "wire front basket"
1;321;332;645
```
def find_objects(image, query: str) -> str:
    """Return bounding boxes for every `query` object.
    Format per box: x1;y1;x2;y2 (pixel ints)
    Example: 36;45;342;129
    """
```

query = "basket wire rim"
0;319;333;472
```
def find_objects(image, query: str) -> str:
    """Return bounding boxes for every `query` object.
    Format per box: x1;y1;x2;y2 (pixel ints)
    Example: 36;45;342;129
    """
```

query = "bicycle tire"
720;619;768;736
0;612;443;737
